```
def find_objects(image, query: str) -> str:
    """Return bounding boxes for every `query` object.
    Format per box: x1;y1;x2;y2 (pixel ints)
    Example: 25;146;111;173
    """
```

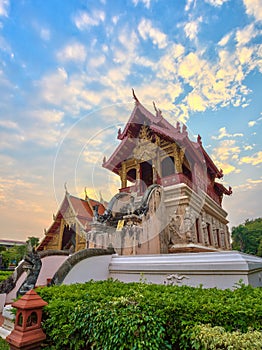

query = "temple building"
37;190;105;252
38;92;232;255
87;92;232;254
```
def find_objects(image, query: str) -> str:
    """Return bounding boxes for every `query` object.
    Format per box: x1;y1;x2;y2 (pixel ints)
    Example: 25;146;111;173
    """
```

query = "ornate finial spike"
132;88;139;104
197;134;202;144
64;182;68;194
153;101;157;113
84;187;88;200
103;156;106;164
99;191;104;203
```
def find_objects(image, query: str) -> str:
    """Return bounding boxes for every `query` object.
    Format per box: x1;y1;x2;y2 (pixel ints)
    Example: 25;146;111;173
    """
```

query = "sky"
0;0;261;242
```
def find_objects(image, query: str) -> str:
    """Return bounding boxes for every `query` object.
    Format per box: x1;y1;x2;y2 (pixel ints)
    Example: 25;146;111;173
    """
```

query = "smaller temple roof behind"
37;192;105;251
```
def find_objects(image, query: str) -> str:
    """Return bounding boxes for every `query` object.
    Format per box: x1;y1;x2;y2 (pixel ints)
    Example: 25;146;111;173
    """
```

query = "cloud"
0;120;19;129
36;67;103;114
224;179;262;227
83;150;104;164
185;0;196;12
184;17;203;41
248;120;256;127
211;127;243;140
73;10;105;30
89;55;106;69
233;177;262;191
186;91;206;111
211;139;241;174
244;145;253;150
204;0;229;6
178;52;204;79
40;28;51;41
56;42;87;63
0;0;9;17
235;23;257;47
218;33;231;46
243;0;262;22
132;0;151;9
240;151;262;166
138;18;168;49
248;116;262;127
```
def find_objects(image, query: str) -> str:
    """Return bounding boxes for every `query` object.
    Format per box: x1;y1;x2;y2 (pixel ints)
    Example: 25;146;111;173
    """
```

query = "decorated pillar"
58;218;65;250
135;162;140;191
173;144;183;173
121;162;127;188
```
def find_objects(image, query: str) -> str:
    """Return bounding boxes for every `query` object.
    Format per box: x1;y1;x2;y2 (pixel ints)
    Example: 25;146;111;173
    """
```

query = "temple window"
127;168;136;184
182;164;192;181
207;223;211;245
196;218;200;243
140;160;153;191
161;156;175;177
216;229;220;247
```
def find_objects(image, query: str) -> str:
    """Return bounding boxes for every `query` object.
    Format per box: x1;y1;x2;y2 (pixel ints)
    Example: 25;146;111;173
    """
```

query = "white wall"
62;255;112;285
36;255;68;286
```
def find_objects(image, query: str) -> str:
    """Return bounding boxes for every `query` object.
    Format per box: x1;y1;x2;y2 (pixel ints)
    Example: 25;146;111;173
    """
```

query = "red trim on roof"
37;193;105;251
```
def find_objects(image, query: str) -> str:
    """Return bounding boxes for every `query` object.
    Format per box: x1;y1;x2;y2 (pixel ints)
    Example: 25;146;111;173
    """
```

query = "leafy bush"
0;337;9;350
0;271;12;283
186;324;262;349
37;280;262;350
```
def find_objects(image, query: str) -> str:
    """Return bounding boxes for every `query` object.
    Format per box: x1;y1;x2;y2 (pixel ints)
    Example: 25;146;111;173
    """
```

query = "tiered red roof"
102;92;232;203
37;192;105;251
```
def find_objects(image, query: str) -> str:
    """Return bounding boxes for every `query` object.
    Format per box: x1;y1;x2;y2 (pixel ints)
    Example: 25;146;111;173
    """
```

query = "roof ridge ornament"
153;101;162;118
197;134;202;145
132;88;140;105
84;187;94;214
84;187;88;201
64;182;69;194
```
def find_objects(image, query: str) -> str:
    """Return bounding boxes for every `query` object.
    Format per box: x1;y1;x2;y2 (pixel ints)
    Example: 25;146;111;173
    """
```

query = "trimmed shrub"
37;280;262;349
0;271;12;283
185;324;262;349
0;337;9;350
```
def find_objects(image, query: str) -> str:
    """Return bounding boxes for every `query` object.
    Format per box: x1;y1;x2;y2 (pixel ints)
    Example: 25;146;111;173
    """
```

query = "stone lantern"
6;289;48;350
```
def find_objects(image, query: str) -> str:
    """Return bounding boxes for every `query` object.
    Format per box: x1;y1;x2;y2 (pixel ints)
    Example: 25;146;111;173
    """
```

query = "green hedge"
37;280;262;350
0;337;9;350
186;324;262;349
0;271;12;283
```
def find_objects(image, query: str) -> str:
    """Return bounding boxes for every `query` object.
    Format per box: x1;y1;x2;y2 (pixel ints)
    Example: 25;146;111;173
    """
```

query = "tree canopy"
0;236;40;269
232;218;262;257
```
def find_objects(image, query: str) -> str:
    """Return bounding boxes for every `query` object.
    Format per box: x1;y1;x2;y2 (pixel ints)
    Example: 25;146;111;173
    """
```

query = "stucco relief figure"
183;207;195;243
168;215;184;245
201;216;208;246
164;273;189;285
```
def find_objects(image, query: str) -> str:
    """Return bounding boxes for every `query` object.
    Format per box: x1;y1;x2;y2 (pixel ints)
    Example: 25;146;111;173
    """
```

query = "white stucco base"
109;251;262;289
62;255;113;285
60;250;262;290
0;305;14;339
